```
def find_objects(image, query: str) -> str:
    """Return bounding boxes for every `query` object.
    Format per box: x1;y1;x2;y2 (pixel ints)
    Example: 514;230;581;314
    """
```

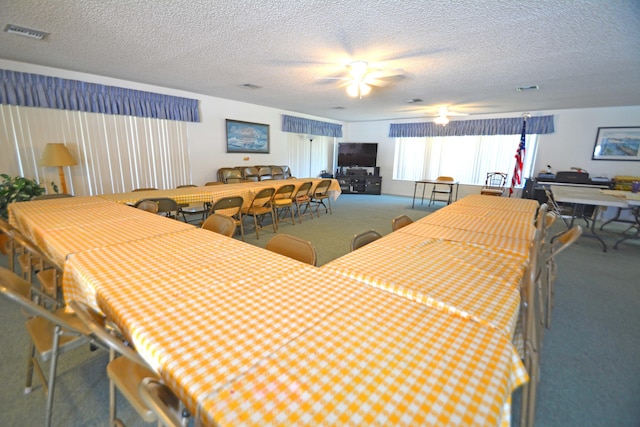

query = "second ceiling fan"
428;107;469;125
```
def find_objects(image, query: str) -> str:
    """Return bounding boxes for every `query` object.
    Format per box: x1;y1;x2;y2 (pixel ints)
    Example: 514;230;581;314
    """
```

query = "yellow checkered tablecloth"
9;197;194;267
323;234;524;338
441;203;537;223
97;178;342;206
12;190;532;427
64;235;362;407
455;194;540;212
419;210;536;240
63;227;305;312
200;285;528;427
396;222;532;258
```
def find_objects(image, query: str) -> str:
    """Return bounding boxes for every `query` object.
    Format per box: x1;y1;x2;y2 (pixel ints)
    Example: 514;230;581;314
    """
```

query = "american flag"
509;118;526;197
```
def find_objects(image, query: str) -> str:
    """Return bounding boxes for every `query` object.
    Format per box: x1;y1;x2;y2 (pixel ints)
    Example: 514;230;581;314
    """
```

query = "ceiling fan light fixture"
346;81;370;98
346;82;360;97
434;115;449;126
349;61;368;78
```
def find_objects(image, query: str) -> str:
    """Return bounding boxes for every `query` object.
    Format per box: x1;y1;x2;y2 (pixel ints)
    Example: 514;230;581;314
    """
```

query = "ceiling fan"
316;61;404;98
428;107;469;125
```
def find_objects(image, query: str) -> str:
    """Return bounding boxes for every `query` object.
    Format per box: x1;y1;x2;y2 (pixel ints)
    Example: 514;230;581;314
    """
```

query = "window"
393;134;538;185
0;104;191;196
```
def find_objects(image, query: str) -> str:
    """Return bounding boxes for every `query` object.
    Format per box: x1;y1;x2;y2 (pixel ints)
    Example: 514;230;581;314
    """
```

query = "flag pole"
509;113;530;197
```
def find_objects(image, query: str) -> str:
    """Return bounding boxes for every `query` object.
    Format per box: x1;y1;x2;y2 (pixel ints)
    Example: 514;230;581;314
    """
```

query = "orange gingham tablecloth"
419;210;536;240
9;197;194;267
455;195;540;212
200;285;528;427
439;203;536;223
86;255;373;418
322;234;522;339
63;227;304;311
373;232;528;285
96;178;342;206
396;222;532;258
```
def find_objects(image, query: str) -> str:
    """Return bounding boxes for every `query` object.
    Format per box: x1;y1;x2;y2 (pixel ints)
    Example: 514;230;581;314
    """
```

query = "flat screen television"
337;143;378;167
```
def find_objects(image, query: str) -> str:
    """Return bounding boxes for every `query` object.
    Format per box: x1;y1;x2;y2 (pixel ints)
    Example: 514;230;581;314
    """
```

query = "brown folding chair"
201;214;237;237
265;234;317;266
0;267;91;427
69;300;189;427
392;214;413;231
241;187;276;239
429;176;455;205
208;196;245;240
350;230;382;251
272;184;296;228
133;199;159;214
292;181;314;223
310;179;332;216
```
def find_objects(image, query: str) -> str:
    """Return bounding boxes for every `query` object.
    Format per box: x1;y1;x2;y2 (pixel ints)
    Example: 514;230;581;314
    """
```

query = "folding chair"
241;187;276;239
69;300;189;427
0;267;92;427
265;234;317;266
350;230;382;251
310;179;332;216
391;214;413;231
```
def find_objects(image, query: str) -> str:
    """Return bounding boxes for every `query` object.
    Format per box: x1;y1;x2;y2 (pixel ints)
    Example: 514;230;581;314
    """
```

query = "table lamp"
41;143;77;194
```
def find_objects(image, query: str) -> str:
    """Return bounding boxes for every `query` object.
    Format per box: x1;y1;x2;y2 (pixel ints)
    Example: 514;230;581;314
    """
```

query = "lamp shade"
41;143;77;167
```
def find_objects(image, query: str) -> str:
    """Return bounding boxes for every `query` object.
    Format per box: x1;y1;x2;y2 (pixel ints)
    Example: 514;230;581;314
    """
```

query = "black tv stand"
336;174;382;195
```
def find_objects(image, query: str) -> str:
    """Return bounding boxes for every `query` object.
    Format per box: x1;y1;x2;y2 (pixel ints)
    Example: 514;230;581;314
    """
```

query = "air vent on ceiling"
4;24;49;40
331;106;346;110
516;85;539;92
405;98;423;103
240;83;262;90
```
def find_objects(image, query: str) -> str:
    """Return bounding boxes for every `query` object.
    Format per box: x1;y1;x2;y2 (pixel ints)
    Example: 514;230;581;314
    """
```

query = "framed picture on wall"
226;119;270;153
592;126;640;161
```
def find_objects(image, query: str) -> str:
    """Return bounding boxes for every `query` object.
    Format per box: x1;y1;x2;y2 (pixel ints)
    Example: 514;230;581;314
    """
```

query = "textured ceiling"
1;0;639;122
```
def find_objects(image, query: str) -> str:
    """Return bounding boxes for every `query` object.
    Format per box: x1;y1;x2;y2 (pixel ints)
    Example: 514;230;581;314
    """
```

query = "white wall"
345;106;640;197
0;59;344;186
3;59;638;196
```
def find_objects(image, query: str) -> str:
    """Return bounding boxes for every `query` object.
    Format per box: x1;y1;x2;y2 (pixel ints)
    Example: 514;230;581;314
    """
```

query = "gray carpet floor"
1;194;639;426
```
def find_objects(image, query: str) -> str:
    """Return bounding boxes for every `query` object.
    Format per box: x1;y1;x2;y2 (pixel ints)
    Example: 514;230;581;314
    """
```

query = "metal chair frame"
241;187;276;239
0;267;92;427
69;301;189;426
292;181;314;223
271;184;296;228
310;179;333;216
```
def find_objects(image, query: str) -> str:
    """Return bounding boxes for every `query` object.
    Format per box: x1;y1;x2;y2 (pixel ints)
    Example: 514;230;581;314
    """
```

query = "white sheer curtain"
0;105;191;196
287;134;335;178
393;134;538;185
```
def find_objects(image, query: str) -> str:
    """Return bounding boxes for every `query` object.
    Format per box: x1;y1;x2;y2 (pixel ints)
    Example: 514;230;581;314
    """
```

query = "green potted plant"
0;174;45;253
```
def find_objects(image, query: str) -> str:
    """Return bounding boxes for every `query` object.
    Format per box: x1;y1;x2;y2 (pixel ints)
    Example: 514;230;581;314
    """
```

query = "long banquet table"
7;193;536;427
97;178;342;207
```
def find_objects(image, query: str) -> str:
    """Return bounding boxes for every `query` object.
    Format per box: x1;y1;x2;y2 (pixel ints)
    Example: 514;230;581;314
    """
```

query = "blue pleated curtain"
388;115;554;138
282;114;343;137
0;69;200;122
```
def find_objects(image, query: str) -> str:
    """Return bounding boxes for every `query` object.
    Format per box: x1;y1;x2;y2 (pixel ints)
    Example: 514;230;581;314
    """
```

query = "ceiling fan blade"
364;78;390;87
314;76;350;81
366;68;404;79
